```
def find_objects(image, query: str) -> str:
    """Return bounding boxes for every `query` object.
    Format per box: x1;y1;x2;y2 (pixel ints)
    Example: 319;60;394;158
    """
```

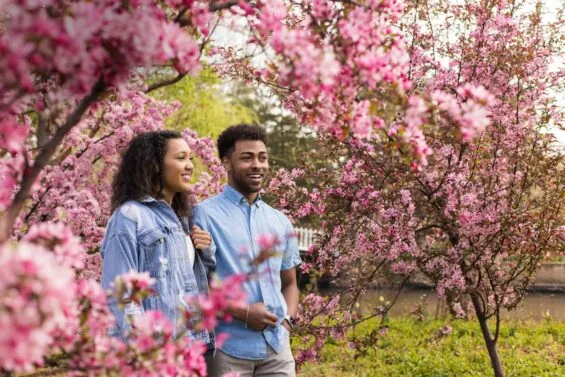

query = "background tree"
228;82;316;172
267;1;565;376
150;68;258;139
0;0;541;375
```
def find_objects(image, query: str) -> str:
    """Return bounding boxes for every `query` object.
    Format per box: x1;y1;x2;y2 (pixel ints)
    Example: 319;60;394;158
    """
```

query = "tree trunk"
470;294;505;377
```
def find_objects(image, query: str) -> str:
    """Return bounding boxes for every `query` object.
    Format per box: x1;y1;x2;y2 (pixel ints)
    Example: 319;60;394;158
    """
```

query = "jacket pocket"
139;228;168;278
139;228;166;247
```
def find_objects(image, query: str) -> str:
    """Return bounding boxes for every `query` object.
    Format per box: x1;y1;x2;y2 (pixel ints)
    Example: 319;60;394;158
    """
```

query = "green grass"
17;318;565;376
296;317;565;377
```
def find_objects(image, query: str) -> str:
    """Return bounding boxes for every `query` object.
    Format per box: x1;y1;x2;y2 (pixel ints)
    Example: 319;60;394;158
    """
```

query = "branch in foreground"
0;79;106;241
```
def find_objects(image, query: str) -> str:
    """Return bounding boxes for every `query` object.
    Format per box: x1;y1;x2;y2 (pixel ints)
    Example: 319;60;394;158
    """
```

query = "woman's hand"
190;225;212;249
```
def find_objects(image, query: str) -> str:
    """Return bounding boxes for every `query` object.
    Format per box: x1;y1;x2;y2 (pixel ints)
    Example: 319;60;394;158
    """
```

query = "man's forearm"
282;283;299;317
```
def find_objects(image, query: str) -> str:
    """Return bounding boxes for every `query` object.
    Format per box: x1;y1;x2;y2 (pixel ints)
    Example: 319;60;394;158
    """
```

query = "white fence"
295;227;318;252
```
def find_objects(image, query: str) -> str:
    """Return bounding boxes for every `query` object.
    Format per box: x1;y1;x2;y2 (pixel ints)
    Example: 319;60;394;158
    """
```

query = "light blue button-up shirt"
193;185;301;360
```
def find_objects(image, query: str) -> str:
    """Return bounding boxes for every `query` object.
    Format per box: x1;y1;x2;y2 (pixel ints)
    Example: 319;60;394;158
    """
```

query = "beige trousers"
205;339;295;377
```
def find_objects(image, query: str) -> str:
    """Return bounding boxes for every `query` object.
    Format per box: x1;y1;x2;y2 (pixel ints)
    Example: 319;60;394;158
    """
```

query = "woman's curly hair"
111;130;191;220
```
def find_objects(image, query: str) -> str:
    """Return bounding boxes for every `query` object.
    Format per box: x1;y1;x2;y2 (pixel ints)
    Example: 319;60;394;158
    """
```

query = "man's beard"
232;172;264;196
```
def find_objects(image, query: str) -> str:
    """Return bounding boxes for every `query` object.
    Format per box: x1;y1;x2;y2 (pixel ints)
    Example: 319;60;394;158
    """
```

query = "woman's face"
161;138;194;201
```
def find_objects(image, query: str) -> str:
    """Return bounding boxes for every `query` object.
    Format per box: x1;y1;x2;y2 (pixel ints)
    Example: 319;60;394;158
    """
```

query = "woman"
101;130;215;347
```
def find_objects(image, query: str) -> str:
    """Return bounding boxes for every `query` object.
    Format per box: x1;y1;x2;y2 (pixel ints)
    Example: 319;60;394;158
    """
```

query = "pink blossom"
188;273;247;331
256;233;278;250
116;270;155;293
405;96;428;130
0;119;28;153
23;222;85;271
0;241;75;373
459;100;490;141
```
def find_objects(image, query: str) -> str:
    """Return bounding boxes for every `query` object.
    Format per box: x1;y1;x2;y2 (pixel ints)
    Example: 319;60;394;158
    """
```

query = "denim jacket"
101;196;214;348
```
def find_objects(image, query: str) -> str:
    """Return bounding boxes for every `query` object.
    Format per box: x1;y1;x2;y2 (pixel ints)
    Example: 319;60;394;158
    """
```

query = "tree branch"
145;73;187;94
415;224;446;234
0;78;106;241
209;0;240;12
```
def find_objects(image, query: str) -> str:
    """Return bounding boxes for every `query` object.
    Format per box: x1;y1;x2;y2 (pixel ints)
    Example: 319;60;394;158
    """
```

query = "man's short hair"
217;124;267;159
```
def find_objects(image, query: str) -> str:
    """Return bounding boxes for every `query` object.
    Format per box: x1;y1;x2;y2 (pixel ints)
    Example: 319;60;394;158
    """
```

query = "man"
193;124;301;377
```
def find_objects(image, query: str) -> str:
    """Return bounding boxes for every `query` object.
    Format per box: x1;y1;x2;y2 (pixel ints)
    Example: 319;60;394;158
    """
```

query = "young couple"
101;124;301;377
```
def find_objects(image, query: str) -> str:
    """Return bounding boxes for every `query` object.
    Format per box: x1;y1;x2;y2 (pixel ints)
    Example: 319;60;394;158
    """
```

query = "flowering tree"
0;0;555;376
266;1;565;376
220;0;491;167
0;0;236;373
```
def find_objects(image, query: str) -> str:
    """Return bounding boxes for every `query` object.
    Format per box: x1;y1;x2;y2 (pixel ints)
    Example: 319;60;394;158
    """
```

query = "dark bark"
0;79;106;241
470;293;505;377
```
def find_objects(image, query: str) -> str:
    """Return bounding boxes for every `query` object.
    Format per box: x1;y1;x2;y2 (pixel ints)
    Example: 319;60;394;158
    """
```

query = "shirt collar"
222;184;262;207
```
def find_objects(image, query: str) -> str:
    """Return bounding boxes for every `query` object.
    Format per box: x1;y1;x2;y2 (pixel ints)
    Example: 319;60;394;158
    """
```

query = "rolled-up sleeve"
192;205;216;273
281;219;302;271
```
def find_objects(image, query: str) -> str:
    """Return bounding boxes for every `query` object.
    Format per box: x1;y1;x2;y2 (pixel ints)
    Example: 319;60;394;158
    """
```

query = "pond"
320;288;565;322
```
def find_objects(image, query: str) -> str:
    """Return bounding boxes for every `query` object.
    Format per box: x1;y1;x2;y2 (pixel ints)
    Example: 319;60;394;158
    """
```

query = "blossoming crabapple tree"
0;0;545;376
0;0;241;374
266;1;565;376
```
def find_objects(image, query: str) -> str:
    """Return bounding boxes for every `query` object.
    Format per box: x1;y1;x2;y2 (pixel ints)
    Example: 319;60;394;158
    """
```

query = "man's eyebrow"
239;151;267;156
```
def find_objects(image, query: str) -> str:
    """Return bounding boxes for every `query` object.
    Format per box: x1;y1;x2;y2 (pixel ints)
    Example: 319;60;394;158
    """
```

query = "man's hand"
245;302;278;331
190;225;212;250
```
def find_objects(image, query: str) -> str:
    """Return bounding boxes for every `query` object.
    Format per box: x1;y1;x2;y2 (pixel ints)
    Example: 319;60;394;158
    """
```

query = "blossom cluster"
0;241;75;372
0;234;247;376
0;119;29;211
182;128;227;203
189;273;247;331
293;293;348;365
0;0;203;114
23;222;86;271
216;0;493;167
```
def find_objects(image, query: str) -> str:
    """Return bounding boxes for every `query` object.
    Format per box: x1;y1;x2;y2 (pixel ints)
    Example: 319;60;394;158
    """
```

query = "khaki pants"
206;340;295;377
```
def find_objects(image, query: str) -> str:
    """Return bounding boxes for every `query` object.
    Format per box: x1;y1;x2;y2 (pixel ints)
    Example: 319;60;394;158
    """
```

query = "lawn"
18;317;565;376
296;317;565;377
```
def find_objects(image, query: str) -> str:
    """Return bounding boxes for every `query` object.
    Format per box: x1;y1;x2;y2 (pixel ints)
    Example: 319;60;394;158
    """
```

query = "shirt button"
261;283;266;287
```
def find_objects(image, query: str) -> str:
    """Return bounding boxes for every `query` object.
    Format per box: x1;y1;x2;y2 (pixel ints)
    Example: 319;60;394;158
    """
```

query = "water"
321;288;565;322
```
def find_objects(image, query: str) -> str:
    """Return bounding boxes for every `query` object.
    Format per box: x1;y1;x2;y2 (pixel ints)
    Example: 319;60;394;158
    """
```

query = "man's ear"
222;158;231;173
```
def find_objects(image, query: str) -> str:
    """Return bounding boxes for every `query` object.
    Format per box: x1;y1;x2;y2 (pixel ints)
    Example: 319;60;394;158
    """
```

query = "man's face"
225;140;269;196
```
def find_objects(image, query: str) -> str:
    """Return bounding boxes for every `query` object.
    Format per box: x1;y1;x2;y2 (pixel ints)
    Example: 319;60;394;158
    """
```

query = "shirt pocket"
139;228;169;279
